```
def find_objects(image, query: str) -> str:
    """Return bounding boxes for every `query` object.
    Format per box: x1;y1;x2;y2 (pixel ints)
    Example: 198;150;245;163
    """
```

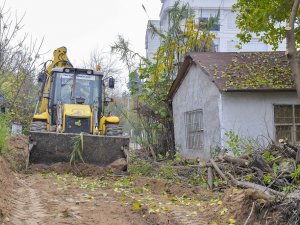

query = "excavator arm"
35;47;73;115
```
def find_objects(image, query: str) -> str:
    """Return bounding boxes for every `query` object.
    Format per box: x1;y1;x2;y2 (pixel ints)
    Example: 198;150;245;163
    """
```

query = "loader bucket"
29;132;129;167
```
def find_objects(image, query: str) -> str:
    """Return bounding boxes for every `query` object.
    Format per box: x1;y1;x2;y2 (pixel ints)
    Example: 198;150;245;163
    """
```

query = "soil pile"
29;162;108;177
3;135;28;171
0;157;17;223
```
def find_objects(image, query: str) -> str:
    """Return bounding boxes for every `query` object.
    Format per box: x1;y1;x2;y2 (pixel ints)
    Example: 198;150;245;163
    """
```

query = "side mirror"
38;72;45;83
108;77;115;89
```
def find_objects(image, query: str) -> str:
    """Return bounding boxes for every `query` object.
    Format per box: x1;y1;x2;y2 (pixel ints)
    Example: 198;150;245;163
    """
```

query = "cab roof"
51;67;104;76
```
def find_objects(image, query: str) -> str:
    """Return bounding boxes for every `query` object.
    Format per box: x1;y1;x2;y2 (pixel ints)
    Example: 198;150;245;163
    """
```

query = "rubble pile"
208;140;300;224
210;140;299;196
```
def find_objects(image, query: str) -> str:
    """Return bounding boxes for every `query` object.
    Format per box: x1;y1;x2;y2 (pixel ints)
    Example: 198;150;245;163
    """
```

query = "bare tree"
0;2;43;127
82;48;122;78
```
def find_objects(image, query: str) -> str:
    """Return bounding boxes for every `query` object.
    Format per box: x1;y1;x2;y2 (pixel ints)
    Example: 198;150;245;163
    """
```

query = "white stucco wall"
220;92;300;147
172;64;221;160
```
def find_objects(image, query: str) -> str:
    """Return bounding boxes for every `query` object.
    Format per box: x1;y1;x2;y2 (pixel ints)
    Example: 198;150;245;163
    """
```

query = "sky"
3;0;162;66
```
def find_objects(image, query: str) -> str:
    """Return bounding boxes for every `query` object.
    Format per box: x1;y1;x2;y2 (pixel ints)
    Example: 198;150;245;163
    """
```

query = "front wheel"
105;124;123;136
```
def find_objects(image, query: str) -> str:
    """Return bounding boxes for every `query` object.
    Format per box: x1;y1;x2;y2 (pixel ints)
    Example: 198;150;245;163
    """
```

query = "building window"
198;17;220;31
213;44;219;52
185;110;204;150
274;105;300;143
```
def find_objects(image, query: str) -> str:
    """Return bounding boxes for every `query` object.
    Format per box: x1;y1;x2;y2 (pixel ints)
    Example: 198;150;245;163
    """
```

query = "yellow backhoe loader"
28;47;129;166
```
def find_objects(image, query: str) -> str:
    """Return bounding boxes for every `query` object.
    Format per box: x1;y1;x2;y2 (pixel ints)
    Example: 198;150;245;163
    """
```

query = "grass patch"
0;113;9;154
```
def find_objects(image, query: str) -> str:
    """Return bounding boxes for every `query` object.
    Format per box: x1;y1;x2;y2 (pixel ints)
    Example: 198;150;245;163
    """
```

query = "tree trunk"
286;0;300;97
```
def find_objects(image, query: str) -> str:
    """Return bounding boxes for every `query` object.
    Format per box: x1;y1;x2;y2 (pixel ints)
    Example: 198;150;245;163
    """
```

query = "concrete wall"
146;0;286;59
220;92;300;147
172;63;221;160
145;20;162;60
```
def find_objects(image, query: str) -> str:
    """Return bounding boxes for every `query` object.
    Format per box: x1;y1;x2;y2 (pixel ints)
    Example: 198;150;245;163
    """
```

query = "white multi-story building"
145;0;285;59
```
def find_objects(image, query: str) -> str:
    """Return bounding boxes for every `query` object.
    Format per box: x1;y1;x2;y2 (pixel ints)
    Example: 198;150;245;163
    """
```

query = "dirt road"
0;162;228;225
4;173;165;225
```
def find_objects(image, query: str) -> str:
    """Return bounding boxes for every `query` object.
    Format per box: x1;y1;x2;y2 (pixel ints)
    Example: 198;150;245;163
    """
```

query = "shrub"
0;113;9;153
128;160;154;177
157;164;177;180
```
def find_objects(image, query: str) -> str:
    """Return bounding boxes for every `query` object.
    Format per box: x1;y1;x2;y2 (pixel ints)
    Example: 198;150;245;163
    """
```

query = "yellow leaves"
83;193;94;200
162;206;170;212
228;218;236;224
220;207;228;216
161;191;168;197
148;204;159;214
232;187;239;194
211;221;218;225
132;202;142;211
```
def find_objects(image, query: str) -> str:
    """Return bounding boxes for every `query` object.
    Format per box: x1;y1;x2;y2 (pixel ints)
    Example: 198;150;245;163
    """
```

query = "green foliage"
233;0;294;50
174;152;181;164
128;160;154;177
244;174;255;182
0;113;9;153
210;146;222;158
70;133;85;165
282;185;297;194
187;171;207;187
224;130;255;156
262;173;273;185
213;178;226;187
262;150;276;163
157;164;177;180
291;164;300;185
224;131;243;156
272;163;280;175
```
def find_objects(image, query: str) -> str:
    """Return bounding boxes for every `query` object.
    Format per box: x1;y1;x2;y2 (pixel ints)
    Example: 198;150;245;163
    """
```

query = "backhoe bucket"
29;132;129;167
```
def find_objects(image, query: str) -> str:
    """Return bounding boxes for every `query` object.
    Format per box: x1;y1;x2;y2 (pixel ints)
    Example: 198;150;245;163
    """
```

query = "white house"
168;52;298;160
145;0;286;59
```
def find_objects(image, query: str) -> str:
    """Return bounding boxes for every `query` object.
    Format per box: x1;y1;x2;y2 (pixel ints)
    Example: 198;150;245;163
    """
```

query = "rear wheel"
105;124;123;136
30;121;47;132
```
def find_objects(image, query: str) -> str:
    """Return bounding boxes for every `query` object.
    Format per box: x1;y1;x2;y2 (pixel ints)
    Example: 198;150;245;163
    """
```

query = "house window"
185;110;204;150
274;105;300;143
198;17;220;31
214;44;219;52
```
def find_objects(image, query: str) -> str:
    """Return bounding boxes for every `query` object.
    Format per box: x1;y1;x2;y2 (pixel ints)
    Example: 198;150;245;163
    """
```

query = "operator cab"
51;68;103;105
49;68;104;129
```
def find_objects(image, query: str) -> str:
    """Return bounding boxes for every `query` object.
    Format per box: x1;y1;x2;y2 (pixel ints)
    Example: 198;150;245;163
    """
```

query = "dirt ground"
0;136;286;225
0;160;272;225
0;161;213;225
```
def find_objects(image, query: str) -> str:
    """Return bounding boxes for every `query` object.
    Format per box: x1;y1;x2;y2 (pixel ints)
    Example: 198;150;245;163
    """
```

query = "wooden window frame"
274;104;300;143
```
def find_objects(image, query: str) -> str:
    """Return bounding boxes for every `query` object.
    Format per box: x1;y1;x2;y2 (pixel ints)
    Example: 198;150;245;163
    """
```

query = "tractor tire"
106;124;123;136
30;121;47;132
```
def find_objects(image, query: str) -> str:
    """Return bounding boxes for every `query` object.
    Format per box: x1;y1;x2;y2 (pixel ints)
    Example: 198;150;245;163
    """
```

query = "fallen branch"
209;159;229;182
226;173;284;198
222;154;249;167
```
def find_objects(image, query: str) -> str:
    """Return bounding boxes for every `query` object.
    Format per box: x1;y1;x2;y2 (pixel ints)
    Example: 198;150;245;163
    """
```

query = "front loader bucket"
29;132;129;167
